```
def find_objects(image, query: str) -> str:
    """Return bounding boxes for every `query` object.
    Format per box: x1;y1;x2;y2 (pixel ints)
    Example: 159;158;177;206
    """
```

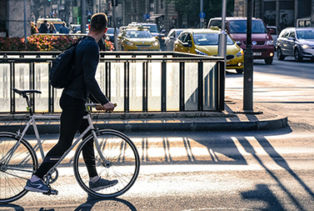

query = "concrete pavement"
0;97;288;134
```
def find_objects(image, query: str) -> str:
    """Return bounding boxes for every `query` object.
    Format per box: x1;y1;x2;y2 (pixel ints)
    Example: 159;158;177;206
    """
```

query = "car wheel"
264;57;273;65
277;48;285;60
294;49;303;62
236;69;243;74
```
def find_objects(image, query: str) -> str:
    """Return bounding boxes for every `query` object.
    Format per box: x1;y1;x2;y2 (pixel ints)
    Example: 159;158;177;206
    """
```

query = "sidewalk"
0;97;288;134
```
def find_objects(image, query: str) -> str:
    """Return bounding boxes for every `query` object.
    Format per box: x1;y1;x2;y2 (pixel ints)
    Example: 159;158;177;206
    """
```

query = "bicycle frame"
2;110;105;183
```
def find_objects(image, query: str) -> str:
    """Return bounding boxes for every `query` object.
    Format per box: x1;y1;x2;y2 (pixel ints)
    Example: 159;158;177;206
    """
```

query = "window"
289;31;296;39
178;33;187;42
229;20;267;34
193;33;234;46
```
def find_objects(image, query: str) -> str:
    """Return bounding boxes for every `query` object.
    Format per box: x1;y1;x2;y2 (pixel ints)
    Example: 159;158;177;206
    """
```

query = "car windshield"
143;25;158;33
229;20;267;34
125;30;152;38
176;30;183;37
296;29;314;40
193;33;234;45
53;23;62;32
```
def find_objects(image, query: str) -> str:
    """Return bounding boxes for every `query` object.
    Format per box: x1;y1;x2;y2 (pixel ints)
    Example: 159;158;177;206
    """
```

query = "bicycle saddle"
13;88;42;96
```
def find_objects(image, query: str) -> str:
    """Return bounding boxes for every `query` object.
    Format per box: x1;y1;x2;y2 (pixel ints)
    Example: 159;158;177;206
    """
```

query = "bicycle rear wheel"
0;133;38;203
74;129;140;198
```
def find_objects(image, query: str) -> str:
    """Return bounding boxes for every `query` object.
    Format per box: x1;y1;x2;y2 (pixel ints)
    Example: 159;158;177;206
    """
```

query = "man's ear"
104;28;108;33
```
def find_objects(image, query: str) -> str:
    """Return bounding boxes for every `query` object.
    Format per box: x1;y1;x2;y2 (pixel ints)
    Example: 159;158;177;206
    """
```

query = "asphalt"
0;97;288;134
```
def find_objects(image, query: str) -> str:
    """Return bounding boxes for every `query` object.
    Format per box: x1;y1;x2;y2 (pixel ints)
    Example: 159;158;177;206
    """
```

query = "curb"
0;116;289;134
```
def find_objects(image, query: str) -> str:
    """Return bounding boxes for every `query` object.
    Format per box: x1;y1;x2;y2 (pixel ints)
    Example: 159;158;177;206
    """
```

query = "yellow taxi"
118;26;160;51
174;29;244;73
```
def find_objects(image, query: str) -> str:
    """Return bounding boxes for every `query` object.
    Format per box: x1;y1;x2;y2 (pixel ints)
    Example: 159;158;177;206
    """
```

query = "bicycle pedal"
43;189;58;195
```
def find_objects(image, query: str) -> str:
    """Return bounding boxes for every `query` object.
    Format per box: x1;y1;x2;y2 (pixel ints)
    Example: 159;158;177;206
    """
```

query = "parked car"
208;17;274;64
118;25;160;51
37;18;66;33
164;29;184;51
276;27;314;61
174;29;244;73
128;22;166;49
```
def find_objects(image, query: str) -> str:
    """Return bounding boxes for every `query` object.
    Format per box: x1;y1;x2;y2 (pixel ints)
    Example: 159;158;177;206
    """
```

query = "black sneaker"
25;179;50;193
89;177;118;191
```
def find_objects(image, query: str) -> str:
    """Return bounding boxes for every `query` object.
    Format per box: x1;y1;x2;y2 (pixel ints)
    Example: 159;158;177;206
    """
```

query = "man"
25;13;117;193
38;20;48;33
59;23;70;34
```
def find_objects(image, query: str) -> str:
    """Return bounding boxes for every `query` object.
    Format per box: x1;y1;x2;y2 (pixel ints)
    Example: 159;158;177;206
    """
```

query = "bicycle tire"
0;132;38;203
73;129;140;198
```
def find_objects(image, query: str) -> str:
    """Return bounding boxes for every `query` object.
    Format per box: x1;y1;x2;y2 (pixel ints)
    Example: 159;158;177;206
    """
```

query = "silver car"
276;27;314;61
164;29;184;51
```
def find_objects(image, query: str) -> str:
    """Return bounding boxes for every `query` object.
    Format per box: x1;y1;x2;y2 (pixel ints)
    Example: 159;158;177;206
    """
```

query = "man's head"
89;13;108;34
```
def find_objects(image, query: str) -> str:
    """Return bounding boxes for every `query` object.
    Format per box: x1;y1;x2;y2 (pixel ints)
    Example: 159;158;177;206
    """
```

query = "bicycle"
0;88;140;204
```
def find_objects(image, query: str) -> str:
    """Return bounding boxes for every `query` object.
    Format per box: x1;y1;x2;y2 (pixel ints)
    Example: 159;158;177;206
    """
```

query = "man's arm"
82;43;109;105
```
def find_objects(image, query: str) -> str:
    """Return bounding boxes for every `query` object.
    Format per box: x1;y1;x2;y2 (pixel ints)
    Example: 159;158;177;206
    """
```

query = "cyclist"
25;13;118;193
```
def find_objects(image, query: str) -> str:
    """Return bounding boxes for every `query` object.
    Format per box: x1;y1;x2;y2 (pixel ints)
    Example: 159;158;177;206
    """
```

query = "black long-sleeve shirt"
64;36;109;105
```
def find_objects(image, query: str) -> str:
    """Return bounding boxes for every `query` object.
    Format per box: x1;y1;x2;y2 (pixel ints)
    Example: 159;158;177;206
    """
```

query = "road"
1;56;314;211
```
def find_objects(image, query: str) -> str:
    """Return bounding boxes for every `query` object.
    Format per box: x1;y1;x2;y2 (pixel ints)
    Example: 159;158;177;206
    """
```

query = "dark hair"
90;13;108;33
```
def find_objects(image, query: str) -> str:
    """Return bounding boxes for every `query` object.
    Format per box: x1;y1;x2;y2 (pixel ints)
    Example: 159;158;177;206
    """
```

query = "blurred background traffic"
0;0;314;65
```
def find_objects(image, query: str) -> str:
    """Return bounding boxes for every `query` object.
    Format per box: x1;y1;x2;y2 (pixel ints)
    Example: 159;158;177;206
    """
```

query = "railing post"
105;62;111;100
179;62;185;111
142;61;148;112
215;61;225;111
30;62;35;112
161;60;167;112
198;61;203;111
48;62;54;113
10;62;15;114
124;61;130;112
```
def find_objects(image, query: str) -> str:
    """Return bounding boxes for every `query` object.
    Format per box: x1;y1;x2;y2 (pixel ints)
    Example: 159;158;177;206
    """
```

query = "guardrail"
0;51;225;113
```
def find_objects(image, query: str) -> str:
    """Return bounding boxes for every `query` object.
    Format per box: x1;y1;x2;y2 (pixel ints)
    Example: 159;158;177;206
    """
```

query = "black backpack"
49;38;82;88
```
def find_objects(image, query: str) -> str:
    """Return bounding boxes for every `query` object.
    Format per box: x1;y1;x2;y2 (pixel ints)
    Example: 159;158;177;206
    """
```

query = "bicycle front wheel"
74;129;140;198
0;133;38;203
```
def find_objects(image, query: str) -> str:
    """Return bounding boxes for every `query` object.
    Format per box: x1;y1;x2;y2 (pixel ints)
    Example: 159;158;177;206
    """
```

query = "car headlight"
302;44;310;49
153;41;159;46
195;49;207;56
236;49;244;57
236;41;242;46
266;40;274;45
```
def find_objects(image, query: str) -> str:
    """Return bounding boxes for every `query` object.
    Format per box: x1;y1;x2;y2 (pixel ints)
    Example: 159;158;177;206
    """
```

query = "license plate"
253;52;262;56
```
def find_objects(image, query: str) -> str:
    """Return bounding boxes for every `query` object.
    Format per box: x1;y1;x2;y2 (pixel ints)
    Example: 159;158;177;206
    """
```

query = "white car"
276;27;314;61
164;29;184;51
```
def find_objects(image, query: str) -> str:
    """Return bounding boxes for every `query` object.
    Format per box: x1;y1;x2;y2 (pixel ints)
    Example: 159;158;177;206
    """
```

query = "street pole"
243;0;253;111
218;0;227;61
23;0;27;44
200;0;204;28
81;0;86;33
112;0;117;50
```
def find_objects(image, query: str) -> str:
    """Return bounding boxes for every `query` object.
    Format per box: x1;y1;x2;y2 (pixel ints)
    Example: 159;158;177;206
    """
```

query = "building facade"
0;0;31;37
234;0;314;31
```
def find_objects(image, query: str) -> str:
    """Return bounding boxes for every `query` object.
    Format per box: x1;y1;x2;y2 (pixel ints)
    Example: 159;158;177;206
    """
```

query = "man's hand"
95;102;117;112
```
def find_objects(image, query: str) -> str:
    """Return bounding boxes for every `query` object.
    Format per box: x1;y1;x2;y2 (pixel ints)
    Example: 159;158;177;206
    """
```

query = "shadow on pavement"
0;203;24;211
238;136;313;211
74;196;137;211
241;184;285;211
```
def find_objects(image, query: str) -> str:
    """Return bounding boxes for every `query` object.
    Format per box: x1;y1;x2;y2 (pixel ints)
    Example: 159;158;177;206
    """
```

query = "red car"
208;17;275;64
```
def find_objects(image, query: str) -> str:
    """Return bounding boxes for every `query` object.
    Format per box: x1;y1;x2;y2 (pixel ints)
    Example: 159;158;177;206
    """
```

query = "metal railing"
0;51;225;113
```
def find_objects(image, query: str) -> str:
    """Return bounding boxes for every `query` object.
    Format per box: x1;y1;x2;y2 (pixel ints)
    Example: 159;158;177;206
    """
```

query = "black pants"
35;93;97;179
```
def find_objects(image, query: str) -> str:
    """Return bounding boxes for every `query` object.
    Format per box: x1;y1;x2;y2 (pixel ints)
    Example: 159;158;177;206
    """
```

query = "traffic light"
48;0;51;2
